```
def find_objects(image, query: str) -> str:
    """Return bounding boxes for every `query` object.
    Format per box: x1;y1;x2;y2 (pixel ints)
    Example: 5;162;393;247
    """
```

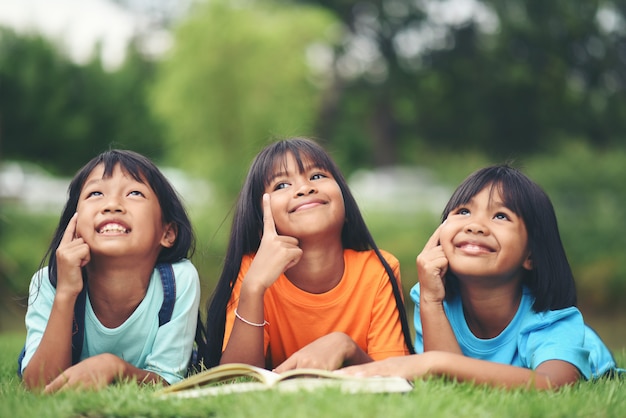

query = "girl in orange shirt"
204;137;414;371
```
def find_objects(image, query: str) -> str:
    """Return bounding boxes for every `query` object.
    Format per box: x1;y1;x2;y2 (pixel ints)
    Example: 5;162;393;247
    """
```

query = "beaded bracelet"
234;308;269;327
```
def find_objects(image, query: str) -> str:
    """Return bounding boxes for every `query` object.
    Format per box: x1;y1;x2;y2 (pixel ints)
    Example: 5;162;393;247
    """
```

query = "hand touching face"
55;212;90;297
416;223;448;304
245;193;303;290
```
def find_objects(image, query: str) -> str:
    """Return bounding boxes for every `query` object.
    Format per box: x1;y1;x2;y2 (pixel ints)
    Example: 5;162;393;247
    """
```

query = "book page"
155;363;413;398
158;363;281;394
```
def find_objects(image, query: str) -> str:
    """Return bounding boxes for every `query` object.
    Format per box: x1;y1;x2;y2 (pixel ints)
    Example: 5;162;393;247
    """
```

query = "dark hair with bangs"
441;164;577;312
204;137;415;366
42;149;195;287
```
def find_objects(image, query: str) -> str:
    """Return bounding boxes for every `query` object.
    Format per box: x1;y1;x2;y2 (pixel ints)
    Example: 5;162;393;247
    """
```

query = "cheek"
74;215;90;239
438;223;454;245
437;224;457;257
269;202;287;233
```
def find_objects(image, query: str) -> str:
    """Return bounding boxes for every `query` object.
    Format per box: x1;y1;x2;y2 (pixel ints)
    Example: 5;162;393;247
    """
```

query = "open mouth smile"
97;222;130;234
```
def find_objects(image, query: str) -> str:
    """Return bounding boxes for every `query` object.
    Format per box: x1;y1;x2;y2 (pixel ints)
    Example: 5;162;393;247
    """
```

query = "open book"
156;363;413;398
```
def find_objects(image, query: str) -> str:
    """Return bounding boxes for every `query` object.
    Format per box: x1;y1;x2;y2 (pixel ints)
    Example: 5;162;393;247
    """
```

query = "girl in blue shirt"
340;164;619;390
20;150;201;392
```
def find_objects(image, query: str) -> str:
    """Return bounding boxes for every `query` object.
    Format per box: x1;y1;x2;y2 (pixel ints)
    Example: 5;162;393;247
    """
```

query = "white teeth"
99;223;128;233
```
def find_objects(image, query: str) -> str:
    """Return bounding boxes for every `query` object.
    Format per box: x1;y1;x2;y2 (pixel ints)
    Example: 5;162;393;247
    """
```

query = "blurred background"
1;0;625;351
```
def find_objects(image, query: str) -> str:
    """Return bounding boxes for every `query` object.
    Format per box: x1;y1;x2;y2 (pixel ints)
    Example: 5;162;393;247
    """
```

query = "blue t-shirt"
21;259;200;384
410;283;617;379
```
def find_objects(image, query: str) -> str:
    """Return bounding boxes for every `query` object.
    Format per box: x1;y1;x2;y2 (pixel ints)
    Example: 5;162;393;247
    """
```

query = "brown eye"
274;182;289;191
494;212;510;220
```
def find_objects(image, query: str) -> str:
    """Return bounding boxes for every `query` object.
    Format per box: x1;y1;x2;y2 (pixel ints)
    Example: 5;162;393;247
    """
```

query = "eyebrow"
82;178;103;189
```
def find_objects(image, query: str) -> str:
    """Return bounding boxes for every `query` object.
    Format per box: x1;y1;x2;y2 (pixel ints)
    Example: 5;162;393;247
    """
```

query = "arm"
417;224;461;353
220;194;302;367
23;214;90;390
274;332;372;373
340;351;581;390
43;353;166;393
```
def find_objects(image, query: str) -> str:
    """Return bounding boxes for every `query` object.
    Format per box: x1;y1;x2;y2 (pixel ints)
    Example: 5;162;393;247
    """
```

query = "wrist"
420;297;445;312
53;291;80;310
240;277;270;297
421;351;444;376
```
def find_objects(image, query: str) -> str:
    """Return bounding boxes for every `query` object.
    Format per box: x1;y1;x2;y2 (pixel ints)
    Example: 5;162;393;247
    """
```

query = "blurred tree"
292;0;626;165
151;0;338;198
0;28;166;175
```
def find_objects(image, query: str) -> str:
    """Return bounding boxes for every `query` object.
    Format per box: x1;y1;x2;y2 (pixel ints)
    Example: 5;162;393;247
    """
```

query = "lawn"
1;332;624;418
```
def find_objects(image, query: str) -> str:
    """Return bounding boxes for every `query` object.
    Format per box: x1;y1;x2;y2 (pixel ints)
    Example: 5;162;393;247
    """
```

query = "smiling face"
439;185;533;284
264;152;345;241
75;163;174;261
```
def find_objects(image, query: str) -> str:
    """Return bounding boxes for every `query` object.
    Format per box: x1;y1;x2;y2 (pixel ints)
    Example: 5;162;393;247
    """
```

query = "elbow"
21;368;48;392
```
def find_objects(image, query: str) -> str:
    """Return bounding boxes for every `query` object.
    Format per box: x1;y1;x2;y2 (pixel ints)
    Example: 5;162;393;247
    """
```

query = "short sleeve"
519;308;592;379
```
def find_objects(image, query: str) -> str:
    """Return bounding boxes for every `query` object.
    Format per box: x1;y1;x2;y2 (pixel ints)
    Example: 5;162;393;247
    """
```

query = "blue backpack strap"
71;286;87;364
17;346;26;378
156;263;176;326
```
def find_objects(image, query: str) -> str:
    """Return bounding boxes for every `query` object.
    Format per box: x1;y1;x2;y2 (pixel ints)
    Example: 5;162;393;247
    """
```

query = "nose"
465;221;487;235
295;180;317;197
102;196;125;213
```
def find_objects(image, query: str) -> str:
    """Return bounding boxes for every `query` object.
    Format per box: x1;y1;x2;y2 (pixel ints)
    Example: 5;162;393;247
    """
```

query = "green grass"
1;332;625;418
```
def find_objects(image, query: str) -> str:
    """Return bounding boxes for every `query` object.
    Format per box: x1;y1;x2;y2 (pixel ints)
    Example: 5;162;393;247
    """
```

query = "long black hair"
204;137;414;367
441;164;577;311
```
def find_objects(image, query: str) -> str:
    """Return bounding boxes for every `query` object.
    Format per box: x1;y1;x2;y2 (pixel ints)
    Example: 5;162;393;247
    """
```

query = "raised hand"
246;193;303;290
55;213;90;297
416;223;448;304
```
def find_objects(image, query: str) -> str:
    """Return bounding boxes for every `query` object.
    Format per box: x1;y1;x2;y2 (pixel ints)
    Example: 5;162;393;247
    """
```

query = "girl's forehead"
453;183;507;206
476;183;519;213
83;163;146;186
270;153;319;174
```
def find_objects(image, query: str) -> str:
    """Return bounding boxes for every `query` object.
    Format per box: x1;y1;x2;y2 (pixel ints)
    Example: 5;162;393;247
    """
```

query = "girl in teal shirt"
20;150;200;392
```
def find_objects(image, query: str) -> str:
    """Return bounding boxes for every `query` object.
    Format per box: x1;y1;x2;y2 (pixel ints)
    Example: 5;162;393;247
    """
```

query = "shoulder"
27;267;53;294
30;267;50;286
27;267;55;304
168;259;200;288
344;248;399;267
519;294;584;335
377;249;399;266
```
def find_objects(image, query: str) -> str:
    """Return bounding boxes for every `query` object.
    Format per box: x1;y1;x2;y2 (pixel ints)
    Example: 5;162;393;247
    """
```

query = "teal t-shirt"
410;283;617;379
21;259;200;384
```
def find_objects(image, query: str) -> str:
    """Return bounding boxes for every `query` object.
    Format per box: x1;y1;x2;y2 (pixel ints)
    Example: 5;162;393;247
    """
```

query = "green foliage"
524;143;626;313
151;0;339;198
0;208;56;296
0;332;624;418
0;28;166;175
292;0;626;165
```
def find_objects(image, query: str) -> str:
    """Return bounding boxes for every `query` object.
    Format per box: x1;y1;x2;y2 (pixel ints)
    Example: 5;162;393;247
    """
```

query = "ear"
160;223;177;248
522;252;533;271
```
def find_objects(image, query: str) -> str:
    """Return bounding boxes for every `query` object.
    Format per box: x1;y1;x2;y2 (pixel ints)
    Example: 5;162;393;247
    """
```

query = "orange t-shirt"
224;249;409;368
